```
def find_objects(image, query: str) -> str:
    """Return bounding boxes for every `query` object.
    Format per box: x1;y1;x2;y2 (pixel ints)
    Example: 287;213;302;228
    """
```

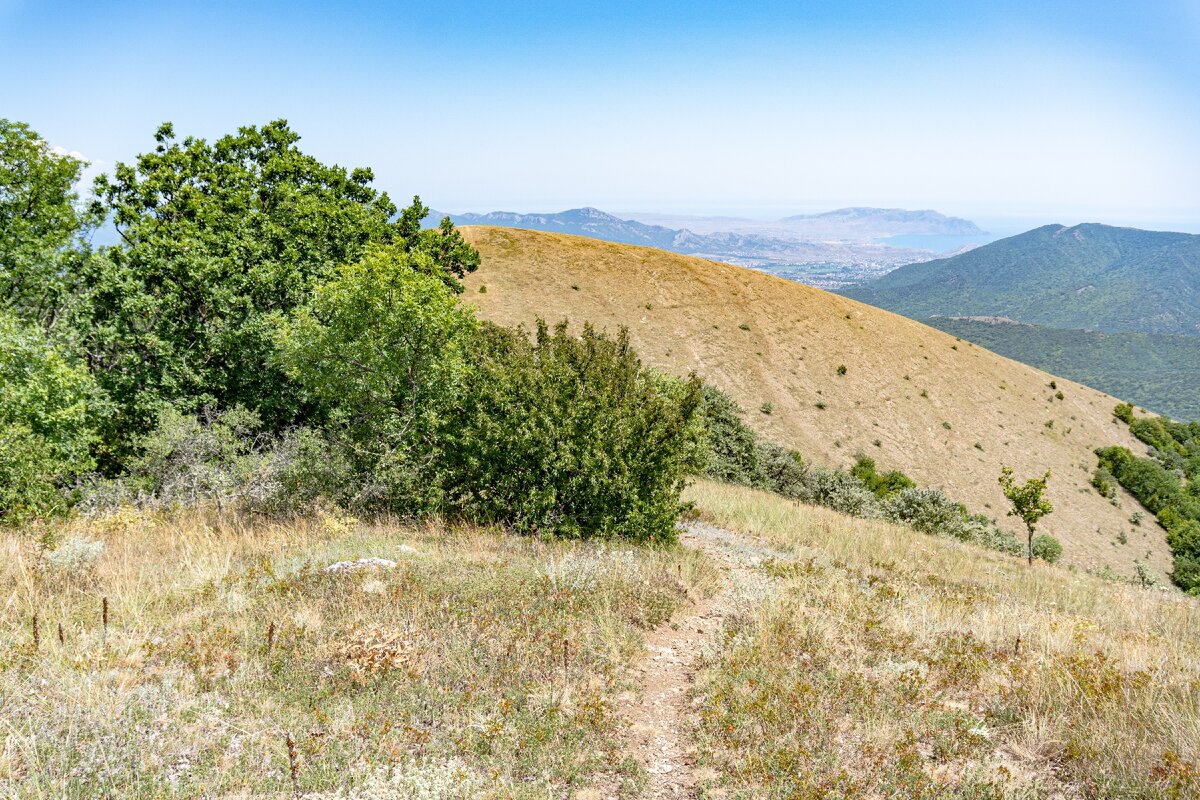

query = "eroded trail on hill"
605;521;788;799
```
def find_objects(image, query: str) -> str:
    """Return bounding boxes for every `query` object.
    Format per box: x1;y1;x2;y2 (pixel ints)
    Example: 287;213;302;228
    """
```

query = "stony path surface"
600;521;790;799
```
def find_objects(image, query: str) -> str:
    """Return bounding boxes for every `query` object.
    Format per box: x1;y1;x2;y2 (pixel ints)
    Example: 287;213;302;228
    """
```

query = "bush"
802;468;881;519
697;384;760;485
82;406;276;511
45;534;105;575
851;455;916;498
1031;534;1063;563
1;312;102;525
883;487;1022;555
1113;402;1135;425
1091;467;1117;499
274;245;478;514
883;487;965;537
442;321;704;543
753;442;807;499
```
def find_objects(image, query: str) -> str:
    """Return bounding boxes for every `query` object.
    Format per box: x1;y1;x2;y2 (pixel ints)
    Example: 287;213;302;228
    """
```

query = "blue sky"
2;1;1198;230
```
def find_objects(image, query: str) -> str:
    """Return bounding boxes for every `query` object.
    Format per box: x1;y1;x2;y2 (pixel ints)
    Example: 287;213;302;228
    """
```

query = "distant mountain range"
622;207;985;239
428;206;986;289
844;223;1200;336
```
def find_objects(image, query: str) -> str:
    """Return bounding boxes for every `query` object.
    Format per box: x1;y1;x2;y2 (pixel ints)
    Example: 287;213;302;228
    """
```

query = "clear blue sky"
2;0;1198;230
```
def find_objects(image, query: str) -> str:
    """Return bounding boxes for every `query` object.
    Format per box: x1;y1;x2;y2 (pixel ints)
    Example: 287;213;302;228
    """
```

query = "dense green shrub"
1091;466;1117;499
882;487;1022;555
1097;442;1200;592
1096;446;1184;516
274;245;478;514
0;313;102;524
753;442;808;499
1031;534;1063;563
698;384;761;485
442;321;704;543
1113;402;1135;425
851;455;916;498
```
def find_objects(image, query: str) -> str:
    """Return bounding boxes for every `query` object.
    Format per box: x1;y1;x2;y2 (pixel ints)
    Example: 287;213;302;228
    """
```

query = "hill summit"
844;223;1200;335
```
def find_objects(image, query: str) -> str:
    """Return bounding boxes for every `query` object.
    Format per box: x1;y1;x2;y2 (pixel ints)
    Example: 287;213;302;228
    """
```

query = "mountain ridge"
843;223;1200;335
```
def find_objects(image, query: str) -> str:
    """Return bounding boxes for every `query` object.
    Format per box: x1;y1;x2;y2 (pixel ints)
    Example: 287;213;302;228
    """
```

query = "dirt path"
602;521;788;799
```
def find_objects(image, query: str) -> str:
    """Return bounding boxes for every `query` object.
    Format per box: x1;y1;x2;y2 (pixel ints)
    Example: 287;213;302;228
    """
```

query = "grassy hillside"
461;226;1171;579
685;480;1200;798
5;484;1195;797
925;318;1200;421
0;509;713;797
843;224;1200;335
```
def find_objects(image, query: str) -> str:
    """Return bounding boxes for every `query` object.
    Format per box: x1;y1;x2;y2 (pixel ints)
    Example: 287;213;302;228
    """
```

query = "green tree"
998;466;1054;565
274;245;477;512
0;312;102;525
70;120;477;458
0;119;95;330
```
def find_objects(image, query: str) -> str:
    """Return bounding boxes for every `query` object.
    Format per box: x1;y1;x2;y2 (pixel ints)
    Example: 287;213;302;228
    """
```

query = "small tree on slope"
999;466;1054;565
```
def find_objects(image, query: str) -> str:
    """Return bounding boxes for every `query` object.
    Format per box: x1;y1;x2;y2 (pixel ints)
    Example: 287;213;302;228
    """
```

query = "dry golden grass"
461;226;1169;580
0;508;716;798
685;479;1200;798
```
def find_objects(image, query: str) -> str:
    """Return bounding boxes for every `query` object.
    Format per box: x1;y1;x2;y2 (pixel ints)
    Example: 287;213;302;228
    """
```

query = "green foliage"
1095;447;1183;516
836;364;847;376
998;466;1054;565
696;384;807;499
697;384;762;486
1091;466;1117;499
1031;534;1063;564
0;119;97;330
883;487;1021;555
751;442;807;499
1097;436;1200;593
802;468;881;518
69;120;478;455
442;321;704;543
0;312;101;524
851;455;916;498
275;246;478;514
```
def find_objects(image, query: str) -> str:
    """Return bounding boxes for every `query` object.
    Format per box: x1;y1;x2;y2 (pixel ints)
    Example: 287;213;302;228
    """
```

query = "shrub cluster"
0;118;702;543
1098;412;1200;592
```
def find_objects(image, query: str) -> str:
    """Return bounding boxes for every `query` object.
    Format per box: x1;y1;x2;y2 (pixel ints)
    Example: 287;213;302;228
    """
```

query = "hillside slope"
843;223;1200;335
925;317;1200;421
461;226;1170;578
